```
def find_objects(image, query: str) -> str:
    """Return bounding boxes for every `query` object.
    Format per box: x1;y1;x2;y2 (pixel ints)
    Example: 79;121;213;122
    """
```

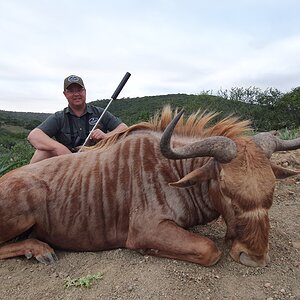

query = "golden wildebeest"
1;106;299;267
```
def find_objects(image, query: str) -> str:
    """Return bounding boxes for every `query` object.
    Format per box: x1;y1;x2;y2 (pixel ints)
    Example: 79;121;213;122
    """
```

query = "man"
28;75;128;163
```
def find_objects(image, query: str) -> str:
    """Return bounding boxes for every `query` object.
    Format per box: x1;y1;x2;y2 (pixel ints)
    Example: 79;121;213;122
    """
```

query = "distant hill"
91;93;252;125
0;109;51;130
3;93;238;128
0;110;50;122
0;93;299;131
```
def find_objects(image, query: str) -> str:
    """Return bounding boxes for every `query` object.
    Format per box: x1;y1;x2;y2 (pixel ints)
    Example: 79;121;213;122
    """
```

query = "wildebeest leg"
0;213;57;264
0;177;57;264
0;239;57;264
134;220;222;266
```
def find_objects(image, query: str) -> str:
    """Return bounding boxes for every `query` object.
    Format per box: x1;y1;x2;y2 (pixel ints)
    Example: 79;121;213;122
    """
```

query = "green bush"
0;141;33;176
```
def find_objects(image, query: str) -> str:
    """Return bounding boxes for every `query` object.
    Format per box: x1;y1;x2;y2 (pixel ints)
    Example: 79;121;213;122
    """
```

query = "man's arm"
28;128;71;156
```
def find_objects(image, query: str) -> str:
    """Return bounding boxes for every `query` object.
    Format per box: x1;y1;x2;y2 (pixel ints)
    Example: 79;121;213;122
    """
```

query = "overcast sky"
0;0;299;113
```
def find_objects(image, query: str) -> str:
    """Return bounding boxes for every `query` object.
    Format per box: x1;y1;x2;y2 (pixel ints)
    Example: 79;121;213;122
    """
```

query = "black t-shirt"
38;104;122;150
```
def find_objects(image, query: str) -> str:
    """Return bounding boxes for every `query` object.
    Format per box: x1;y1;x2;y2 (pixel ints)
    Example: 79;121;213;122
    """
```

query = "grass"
0;141;34;176
0;160;26;176
278;128;300;140
64;272;104;288
1;124;29;134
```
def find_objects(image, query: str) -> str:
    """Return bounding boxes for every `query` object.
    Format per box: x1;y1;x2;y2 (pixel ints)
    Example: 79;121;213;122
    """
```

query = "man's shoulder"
53;107;69;118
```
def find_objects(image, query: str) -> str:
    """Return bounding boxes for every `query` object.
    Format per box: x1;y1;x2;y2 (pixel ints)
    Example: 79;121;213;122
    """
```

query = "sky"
0;0;300;113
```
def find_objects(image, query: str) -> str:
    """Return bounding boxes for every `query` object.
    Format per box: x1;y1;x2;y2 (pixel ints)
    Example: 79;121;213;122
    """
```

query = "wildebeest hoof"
239;252;270;267
25;252;33;259
36;252;58;264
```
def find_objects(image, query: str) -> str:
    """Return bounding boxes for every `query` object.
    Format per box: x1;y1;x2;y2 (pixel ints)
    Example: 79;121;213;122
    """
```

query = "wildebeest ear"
169;159;219;188
271;162;300;179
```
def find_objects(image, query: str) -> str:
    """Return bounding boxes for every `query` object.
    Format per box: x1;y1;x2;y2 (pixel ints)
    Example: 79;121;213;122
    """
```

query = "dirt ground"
0;151;299;300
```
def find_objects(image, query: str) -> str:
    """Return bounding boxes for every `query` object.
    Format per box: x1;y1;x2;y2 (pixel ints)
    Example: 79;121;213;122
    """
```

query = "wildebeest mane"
85;105;252;153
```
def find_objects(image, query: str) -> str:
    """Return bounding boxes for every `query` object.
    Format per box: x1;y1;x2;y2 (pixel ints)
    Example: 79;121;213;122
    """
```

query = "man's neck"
69;104;87;117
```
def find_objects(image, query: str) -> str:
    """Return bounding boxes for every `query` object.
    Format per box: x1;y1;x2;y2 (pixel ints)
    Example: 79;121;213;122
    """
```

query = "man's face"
63;83;86;107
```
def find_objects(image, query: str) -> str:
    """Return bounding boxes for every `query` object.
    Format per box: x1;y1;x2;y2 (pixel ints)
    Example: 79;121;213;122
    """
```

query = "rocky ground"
0;151;299;300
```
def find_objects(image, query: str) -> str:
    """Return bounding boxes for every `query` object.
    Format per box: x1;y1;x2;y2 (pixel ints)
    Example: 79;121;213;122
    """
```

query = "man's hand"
90;129;107;142
90;123;128;142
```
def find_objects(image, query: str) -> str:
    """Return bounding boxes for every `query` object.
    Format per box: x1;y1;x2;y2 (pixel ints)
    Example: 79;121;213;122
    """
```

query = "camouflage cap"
64;75;85;90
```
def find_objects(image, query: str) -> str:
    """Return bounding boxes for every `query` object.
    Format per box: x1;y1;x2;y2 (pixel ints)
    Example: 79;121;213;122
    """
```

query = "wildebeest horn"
253;132;300;158
160;110;237;163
